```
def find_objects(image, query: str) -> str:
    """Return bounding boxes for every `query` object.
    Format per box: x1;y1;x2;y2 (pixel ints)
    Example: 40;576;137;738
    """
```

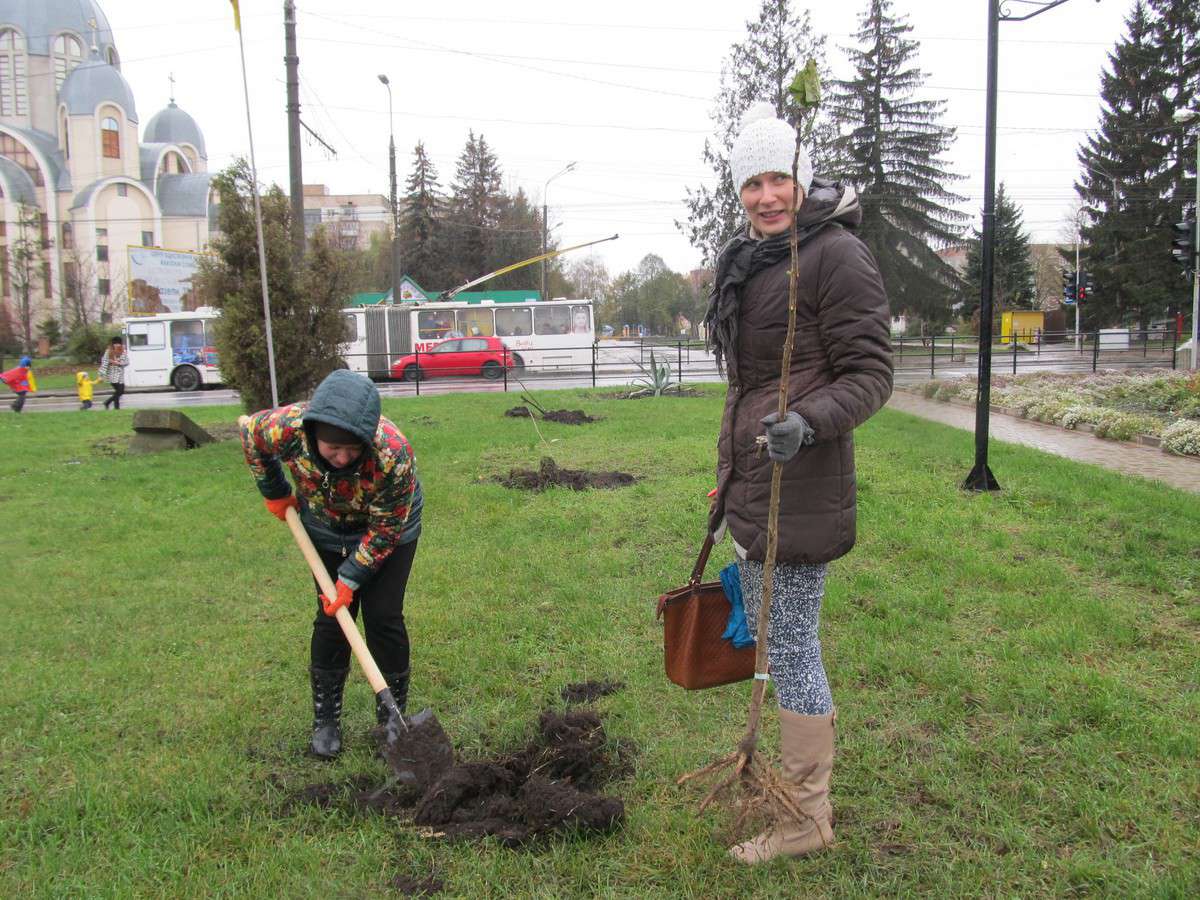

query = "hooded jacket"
1;357;35;393
76;371;100;401
708;181;893;565
240;370;423;588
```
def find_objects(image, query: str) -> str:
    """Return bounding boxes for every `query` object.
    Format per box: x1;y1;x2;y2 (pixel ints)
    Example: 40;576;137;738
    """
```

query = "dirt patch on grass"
561;680;624;704
504;406;597;425
391;872;444;896
285;700;631;849
498;457;635;492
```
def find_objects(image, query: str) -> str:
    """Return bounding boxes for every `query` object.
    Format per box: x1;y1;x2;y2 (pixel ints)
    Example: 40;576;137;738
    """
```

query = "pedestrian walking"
76;371;101;410
239;370;423;759
99;337;127;409
1;356;37;413
703;103;893;864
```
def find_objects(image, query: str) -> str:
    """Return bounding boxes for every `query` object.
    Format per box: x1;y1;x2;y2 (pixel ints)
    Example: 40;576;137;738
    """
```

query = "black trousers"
310;538;418;673
10;392;25;412
104;383;125;409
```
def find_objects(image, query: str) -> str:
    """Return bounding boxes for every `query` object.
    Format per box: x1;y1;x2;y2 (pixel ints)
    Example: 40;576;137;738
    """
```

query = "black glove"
760;411;815;463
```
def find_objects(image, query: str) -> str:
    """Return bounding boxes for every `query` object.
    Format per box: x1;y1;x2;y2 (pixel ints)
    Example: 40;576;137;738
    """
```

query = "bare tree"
7;205;46;353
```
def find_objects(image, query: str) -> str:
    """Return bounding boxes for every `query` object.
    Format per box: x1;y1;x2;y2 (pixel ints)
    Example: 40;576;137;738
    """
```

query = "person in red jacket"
1;356;36;413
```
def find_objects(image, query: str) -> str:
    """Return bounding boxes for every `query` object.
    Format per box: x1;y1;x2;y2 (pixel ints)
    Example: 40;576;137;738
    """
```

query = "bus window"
495;306;532;337
172;320;206;365
570;306;592;335
127;321;165;348
534;306;571;335
342;314;358;343
457;308;494;337
418;310;454;341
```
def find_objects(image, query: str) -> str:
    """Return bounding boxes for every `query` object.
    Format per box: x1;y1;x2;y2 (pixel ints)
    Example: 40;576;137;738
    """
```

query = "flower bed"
918;370;1200;457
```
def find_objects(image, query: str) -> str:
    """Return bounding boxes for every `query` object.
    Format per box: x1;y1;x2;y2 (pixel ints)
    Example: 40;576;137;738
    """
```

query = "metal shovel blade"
375;703;454;790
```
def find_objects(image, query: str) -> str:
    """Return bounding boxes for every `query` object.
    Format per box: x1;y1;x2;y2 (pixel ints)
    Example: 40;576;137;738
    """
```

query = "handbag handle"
656;532;717;621
688;532;715;587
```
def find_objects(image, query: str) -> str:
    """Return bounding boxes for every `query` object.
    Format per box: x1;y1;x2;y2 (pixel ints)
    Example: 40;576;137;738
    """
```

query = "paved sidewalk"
886;391;1200;494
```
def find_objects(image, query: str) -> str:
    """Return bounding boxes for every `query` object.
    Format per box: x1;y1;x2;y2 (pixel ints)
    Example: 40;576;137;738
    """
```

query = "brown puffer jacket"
709;219;893;565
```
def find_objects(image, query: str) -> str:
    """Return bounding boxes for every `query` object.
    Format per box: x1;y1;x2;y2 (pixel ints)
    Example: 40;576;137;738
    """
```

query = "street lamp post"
378;74;400;303
964;0;1078;493
542;162;576;301
1173;108;1199;370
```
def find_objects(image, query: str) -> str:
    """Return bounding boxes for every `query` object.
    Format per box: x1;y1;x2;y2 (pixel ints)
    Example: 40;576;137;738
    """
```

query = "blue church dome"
59;50;137;121
144;102;206;158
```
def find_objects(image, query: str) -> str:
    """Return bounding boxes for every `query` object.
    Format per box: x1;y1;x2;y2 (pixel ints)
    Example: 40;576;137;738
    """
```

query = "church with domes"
0;0;214;333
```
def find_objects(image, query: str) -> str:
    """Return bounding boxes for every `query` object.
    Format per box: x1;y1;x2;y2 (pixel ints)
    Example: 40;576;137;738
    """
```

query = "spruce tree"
962;183;1036;321
398;141;446;291
1074;1;1176;327
488;187;544;291
828;0;965;328
1150;0;1198;313
446;131;504;286
681;0;834;266
196;160;349;411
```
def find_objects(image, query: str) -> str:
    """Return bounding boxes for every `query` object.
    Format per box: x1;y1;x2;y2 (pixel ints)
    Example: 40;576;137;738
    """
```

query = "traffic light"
1083;272;1095;300
1172;219;1197;272
1062;269;1077;303
1076;270;1092;302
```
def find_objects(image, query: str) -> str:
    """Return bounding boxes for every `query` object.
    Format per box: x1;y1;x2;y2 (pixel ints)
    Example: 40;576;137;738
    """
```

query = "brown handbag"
656;534;755;690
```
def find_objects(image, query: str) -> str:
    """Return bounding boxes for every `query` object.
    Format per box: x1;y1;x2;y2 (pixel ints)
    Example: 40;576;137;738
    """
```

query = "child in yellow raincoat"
76;371;101;410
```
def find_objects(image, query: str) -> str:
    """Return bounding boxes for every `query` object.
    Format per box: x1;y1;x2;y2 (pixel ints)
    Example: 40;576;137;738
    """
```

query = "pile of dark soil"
286;698;631;850
411;709;626;845
542;409;597;425
498;457;635;492
504;406;596;425
562;680;625;704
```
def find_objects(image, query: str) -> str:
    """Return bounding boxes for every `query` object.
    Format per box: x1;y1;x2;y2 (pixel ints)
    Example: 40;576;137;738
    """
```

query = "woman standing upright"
100;337;128;410
704;103;893;864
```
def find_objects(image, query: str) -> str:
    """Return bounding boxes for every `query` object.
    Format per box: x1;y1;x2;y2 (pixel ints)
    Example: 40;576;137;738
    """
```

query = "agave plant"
628;350;679;398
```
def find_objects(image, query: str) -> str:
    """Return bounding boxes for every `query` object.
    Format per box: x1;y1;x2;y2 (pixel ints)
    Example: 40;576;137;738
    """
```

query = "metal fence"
337;329;1188;397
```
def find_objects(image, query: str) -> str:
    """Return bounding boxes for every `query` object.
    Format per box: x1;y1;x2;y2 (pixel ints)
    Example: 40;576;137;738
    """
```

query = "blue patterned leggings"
738;560;832;715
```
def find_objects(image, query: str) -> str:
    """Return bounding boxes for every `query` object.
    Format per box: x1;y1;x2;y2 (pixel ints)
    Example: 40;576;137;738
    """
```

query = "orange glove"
320;580;355;617
264;495;299;521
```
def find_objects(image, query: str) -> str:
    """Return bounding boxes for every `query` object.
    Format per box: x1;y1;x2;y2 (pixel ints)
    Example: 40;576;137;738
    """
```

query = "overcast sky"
100;0;1135;281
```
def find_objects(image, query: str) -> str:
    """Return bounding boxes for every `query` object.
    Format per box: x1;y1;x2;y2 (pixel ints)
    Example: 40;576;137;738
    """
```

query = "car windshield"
431;340;461;354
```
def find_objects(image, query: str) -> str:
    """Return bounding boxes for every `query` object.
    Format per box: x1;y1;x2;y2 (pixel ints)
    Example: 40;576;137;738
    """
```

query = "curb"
913;390;1194;460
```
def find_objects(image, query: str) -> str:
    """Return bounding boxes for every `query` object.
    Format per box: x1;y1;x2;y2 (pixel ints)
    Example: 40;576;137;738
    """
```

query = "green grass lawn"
1;388;1197;898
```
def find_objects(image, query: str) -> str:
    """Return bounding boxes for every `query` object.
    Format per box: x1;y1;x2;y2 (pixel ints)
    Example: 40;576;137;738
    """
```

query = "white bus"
123;308;223;391
339;298;595;379
120;298;596;388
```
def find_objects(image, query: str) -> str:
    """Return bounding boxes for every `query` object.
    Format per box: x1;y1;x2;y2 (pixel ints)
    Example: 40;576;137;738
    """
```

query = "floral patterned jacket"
240;402;422;589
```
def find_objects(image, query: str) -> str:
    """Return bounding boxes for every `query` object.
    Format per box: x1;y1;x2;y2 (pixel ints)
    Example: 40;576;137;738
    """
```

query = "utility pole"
964;0;1076;493
284;0;305;265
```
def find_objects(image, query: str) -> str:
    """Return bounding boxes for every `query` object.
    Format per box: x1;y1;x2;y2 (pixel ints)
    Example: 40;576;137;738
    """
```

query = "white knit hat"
730;101;812;196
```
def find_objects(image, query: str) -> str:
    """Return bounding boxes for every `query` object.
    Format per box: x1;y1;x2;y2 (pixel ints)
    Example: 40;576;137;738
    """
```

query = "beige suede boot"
729;709;836;864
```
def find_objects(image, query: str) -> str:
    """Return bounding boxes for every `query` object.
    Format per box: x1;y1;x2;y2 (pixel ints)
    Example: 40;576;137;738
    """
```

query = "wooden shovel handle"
239;415;389;696
284;506;389;696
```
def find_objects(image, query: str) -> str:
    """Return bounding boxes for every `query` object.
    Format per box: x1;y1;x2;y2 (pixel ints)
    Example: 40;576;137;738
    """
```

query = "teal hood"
301;370;380;446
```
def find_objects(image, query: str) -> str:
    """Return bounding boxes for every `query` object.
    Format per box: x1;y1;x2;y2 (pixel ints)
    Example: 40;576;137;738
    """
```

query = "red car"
390;336;523;381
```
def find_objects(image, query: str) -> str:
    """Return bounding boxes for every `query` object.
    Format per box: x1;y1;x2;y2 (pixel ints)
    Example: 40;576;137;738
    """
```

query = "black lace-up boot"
309;665;349;759
375;669;410;725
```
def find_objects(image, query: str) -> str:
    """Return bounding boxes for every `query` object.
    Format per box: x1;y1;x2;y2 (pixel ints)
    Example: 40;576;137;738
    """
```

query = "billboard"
127;246;209;315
